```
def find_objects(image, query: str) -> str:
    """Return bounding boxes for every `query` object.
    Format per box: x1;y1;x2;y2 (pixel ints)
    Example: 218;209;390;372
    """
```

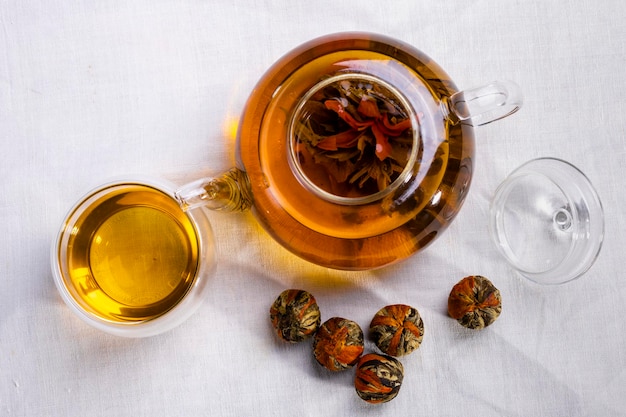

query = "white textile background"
1;1;625;416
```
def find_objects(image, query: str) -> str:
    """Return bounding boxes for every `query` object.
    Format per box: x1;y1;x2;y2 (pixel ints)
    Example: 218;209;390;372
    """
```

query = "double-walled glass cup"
52;178;216;337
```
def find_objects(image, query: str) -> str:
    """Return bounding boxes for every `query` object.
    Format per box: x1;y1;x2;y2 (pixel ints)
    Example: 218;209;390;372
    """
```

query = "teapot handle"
442;80;522;126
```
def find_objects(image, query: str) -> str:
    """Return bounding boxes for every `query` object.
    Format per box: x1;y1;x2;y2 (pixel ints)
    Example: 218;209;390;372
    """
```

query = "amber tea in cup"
52;179;215;337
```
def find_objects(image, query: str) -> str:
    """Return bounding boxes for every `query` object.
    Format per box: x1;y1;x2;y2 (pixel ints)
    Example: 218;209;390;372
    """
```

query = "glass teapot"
176;32;522;270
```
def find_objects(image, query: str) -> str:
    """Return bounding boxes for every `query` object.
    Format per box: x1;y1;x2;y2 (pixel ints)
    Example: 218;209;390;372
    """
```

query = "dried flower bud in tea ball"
448;275;502;330
355;353;404;404
370;304;424;357
313;317;364;371
269;289;321;343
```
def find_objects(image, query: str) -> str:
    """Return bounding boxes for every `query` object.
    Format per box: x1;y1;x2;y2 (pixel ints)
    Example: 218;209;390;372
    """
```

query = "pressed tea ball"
354;353;404;404
448;275;502;330
269;289;321;343
370;304;424;357
313;317;364;371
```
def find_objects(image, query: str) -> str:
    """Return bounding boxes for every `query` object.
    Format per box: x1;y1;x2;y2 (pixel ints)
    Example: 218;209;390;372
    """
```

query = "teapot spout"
175;168;252;212
442;80;522;126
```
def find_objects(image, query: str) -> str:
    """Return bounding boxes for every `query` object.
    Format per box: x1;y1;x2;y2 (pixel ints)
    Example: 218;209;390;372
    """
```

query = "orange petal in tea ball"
447;275;502;330
370;304;424;357
354;353;404;404
269;289;321;343
313;317;364;371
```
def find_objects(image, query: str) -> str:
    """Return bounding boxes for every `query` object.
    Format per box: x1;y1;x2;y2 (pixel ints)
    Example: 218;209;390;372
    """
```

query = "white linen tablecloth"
1;1;625;416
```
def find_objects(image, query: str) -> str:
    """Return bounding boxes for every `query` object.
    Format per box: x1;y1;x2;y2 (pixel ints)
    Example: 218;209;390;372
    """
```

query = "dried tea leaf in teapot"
294;77;415;197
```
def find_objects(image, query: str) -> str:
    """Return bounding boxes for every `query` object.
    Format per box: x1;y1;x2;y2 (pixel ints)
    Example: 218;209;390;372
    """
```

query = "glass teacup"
51;178;216;337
